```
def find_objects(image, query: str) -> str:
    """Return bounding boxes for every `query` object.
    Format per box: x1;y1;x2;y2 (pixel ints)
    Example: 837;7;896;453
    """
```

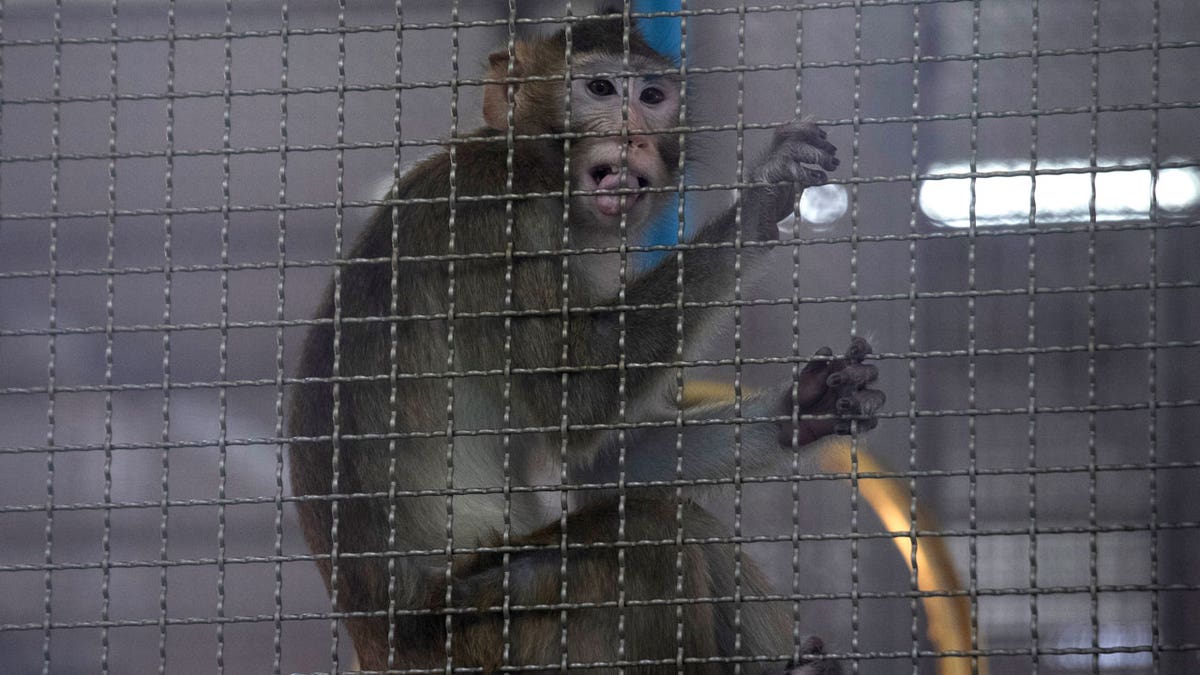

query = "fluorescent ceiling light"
920;159;1200;229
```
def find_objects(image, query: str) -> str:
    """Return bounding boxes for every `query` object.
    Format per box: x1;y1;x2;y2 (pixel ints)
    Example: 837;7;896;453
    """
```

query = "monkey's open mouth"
589;164;651;217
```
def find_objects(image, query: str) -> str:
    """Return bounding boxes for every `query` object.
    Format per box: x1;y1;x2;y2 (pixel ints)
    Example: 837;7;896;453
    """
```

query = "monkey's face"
568;54;681;232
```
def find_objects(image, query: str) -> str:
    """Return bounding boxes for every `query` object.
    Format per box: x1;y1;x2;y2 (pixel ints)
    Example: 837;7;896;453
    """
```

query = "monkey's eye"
639;87;665;105
587;79;616;97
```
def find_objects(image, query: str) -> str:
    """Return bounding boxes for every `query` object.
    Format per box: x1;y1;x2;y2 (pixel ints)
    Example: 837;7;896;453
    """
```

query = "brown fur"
289;12;861;673
438;496;794;674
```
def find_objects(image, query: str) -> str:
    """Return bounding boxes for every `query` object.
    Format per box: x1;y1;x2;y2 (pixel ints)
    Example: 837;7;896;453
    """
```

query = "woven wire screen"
1;1;1198;673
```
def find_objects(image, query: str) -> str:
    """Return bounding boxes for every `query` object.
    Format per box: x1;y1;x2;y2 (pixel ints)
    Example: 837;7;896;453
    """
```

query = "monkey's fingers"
828;338;883;435
783;636;843;675
843;335;872;363
774;118;840;171
790;165;830;187
833;387;886;435
826;361;878;390
801;345;836;372
807;337;873;394
794;345;836;407
784;339;883;445
786;142;839;175
775;117;839;156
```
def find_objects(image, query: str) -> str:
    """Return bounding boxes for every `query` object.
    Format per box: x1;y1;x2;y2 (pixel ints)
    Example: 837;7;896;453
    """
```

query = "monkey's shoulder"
403;130;563;199
352;131;563;258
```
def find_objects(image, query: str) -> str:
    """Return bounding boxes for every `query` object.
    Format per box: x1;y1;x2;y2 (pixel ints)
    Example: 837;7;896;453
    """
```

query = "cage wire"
0;0;1198;673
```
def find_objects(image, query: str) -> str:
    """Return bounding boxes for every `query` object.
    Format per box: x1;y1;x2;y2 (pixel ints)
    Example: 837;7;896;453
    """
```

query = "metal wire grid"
0;1;1197;673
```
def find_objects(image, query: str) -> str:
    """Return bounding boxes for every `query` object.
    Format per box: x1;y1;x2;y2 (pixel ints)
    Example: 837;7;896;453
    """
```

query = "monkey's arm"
566;119;883;479
588;337;883;485
646;117;839;303
445;495;810;672
618;117;837;340
559;118;841;405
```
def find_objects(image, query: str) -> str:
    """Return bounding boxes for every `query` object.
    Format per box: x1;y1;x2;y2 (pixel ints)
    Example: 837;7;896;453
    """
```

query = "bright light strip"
920;159;1200;228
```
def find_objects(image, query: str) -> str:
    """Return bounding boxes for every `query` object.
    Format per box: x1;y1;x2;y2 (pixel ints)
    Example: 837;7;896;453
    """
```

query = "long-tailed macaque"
289;13;882;674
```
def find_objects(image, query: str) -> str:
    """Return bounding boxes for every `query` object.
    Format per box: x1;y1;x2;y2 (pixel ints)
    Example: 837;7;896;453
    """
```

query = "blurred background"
1;1;1197;673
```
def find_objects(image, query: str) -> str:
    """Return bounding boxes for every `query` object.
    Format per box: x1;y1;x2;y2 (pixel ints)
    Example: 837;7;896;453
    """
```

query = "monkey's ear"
483;44;529;131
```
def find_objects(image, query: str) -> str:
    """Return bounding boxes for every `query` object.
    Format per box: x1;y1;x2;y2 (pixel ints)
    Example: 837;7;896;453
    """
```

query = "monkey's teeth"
591;165;615;183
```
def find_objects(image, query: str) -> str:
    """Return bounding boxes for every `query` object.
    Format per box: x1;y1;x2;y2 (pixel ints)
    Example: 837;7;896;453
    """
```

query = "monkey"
288;13;881;674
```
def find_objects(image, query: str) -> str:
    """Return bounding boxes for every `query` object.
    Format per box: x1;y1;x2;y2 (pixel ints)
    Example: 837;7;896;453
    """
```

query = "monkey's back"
286;130;575;610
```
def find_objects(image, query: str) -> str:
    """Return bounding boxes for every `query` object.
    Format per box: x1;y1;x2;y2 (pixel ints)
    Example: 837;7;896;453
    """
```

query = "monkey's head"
483;13;682;232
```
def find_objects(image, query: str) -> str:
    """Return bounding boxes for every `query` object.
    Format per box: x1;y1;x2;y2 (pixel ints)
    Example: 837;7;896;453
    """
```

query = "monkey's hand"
748;116;840;234
781;636;843;675
780;336;884;448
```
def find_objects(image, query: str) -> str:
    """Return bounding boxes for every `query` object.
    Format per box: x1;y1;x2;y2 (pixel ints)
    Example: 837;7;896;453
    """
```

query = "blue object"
633;0;689;270
633;0;682;66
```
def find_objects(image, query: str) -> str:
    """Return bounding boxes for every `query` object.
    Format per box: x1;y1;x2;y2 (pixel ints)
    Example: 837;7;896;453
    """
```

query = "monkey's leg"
449;496;808;675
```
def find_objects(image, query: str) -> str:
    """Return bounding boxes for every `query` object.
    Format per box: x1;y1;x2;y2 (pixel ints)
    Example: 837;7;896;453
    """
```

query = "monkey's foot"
781;636;843;675
780;336;885;447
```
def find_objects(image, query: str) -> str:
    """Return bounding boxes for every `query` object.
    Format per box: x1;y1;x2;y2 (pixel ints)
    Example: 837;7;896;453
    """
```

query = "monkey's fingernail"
829;156;840;169
815;346;834;357
827;373;845;387
836;398;854;414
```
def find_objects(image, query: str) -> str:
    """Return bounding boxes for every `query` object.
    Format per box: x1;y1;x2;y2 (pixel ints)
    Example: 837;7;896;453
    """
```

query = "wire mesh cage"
0;1;1198;673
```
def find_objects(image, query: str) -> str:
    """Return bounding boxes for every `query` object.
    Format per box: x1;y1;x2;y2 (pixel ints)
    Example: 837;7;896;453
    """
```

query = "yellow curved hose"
683;382;984;675
818;437;982;675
